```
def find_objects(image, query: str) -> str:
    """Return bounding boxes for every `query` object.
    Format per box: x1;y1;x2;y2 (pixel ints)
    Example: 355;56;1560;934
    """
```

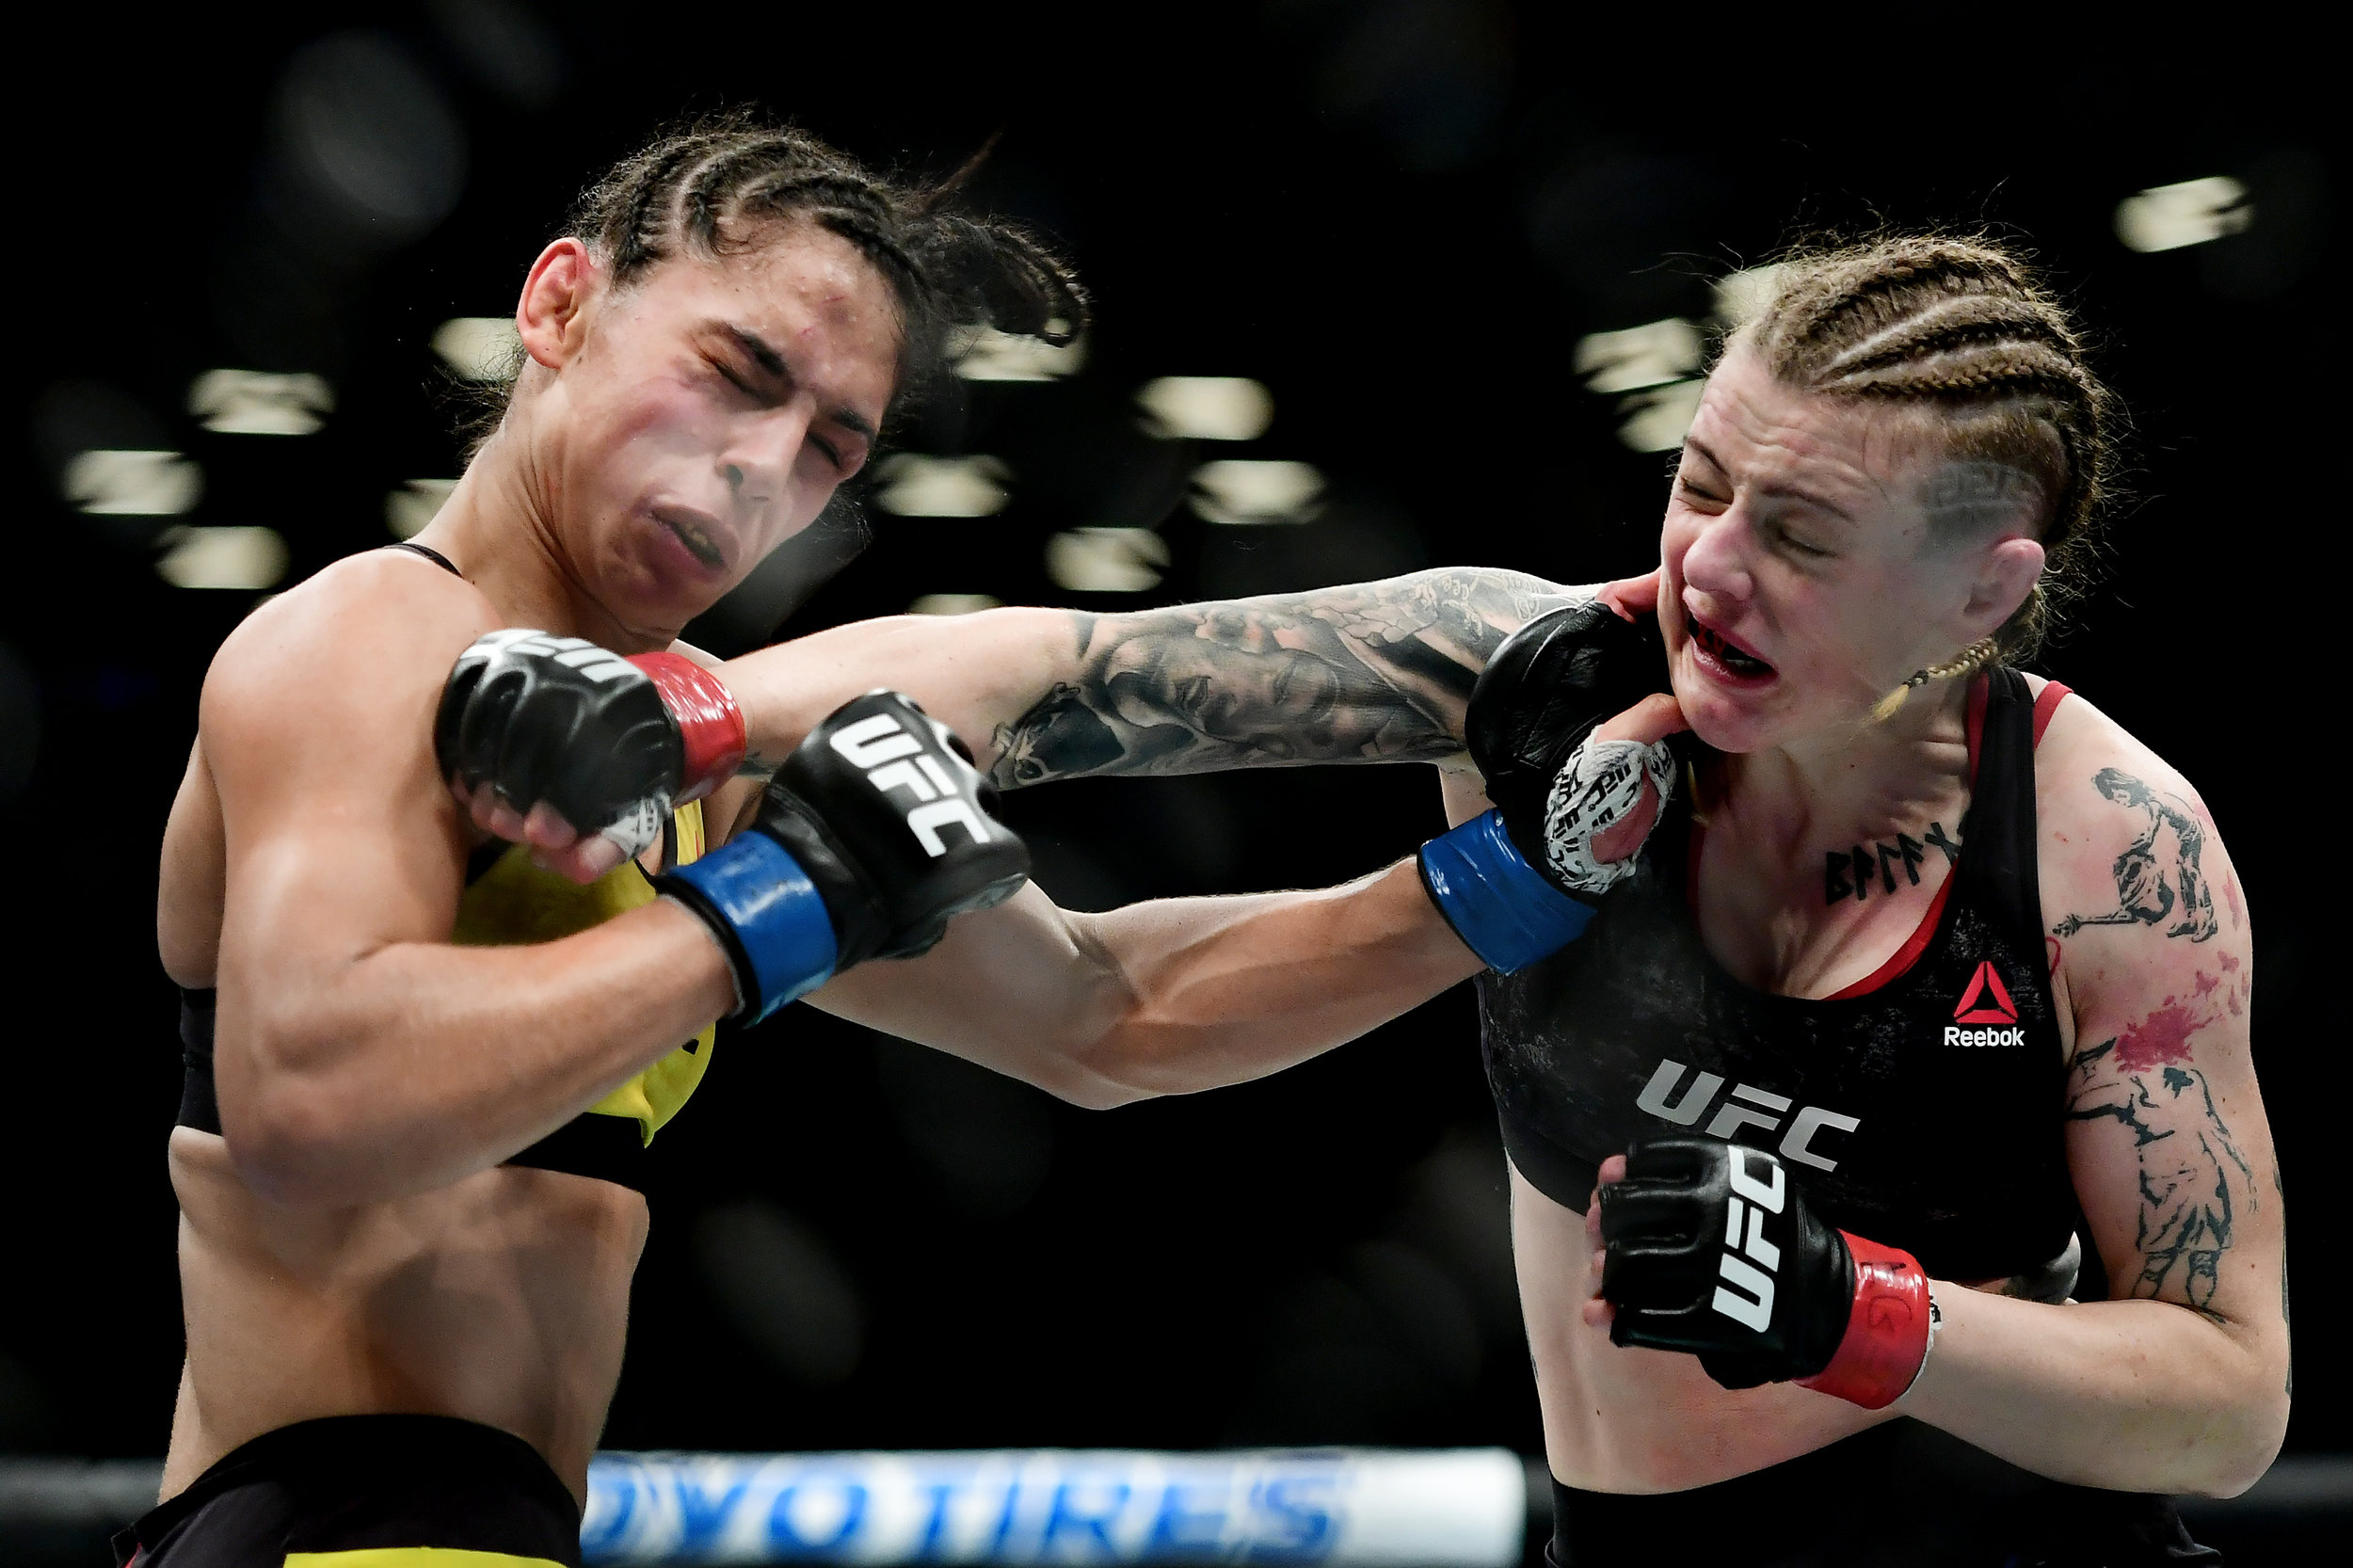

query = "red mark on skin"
2224;872;2244;929
2046;936;2064;975
2194;971;2220;997
2219;952;2241;973
2115;999;2200;1070
2227;992;2245;1017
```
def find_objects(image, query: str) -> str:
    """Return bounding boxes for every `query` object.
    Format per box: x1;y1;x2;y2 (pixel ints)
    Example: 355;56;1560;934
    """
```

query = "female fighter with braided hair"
557;233;2279;1564
145;116;1526;1566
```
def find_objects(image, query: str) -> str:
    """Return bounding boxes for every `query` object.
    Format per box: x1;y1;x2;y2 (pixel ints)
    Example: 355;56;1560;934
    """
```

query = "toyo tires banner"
581;1448;1528;1566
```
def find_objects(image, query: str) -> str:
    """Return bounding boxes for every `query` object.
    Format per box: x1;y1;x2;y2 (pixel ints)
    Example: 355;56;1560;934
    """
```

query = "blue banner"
582;1448;1526;1565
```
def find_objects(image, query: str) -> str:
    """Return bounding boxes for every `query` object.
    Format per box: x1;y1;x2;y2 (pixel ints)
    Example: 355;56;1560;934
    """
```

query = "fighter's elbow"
2186;1376;2291;1499
218;1078;360;1208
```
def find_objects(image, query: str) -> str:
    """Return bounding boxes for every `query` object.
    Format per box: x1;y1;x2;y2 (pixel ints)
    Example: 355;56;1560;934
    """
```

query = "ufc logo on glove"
1600;1135;1935;1409
828;712;1000;856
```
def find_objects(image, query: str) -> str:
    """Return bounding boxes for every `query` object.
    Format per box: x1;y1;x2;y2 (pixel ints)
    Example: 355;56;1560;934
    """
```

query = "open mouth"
1687;615;1775;681
654;508;728;571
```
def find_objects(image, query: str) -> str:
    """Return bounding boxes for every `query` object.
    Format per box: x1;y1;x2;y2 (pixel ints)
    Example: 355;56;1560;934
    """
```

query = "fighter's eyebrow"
724;324;789;378
1688;439;1853;523
722;324;877;441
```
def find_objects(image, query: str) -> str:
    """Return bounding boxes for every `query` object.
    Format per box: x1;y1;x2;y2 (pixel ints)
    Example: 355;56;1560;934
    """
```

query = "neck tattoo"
1824;823;1961;904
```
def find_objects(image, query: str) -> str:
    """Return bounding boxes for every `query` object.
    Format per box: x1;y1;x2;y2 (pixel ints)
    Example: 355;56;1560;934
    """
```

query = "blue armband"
657;832;840;1024
1417;808;1597;973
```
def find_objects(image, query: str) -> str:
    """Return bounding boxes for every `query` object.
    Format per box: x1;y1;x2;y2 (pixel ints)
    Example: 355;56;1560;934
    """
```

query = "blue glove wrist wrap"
1418;808;1596;973
662;832;840;1023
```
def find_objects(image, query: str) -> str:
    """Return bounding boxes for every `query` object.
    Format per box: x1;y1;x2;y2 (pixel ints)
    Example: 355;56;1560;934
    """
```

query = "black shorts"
1549;1421;2221;1568
114;1414;582;1567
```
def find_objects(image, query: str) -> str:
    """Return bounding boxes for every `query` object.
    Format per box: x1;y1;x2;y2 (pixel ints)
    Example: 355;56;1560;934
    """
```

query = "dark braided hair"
473;112;1086;442
1730;234;2118;660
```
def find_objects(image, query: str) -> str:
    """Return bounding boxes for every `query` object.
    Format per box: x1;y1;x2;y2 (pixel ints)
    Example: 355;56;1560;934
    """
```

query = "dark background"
0;0;2339;1507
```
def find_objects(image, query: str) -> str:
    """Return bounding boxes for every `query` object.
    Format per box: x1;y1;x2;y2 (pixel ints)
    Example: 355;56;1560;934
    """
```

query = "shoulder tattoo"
2053;767;2217;942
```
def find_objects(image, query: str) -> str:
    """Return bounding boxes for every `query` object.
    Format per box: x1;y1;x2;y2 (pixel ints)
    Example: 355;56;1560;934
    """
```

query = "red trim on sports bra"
2031;680;2072;746
1824;673;1992;1001
1826;874;1956;1000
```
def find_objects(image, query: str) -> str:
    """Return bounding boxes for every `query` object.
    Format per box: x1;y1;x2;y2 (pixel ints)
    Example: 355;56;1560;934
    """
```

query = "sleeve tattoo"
987;568;1588;788
2064;1039;2256;1320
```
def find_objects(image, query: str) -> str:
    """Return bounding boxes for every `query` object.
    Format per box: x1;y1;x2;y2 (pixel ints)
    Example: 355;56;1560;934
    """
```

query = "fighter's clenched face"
510;223;896;641
1656;346;2046;755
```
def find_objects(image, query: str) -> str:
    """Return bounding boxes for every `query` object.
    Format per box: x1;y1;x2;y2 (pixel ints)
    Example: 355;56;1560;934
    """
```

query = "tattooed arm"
713;568;1590;798
1901;691;2287;1496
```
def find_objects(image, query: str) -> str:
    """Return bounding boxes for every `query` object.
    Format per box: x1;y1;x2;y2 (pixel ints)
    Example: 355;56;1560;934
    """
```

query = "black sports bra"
1480;668;2080;1286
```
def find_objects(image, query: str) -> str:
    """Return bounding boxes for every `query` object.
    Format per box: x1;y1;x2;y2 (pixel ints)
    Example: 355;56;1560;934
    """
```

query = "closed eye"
1773;523;1831;559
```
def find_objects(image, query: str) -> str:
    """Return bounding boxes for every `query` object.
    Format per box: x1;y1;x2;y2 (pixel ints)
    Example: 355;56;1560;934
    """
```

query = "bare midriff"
164;1129;646;1507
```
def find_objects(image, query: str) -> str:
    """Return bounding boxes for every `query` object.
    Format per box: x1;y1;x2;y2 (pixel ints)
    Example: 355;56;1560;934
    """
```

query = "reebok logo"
1945;960;2025;1047
1635;1061;1860;1171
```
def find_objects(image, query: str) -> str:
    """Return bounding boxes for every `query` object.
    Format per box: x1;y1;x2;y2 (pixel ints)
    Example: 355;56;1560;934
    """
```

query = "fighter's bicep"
2061;921;2276;1324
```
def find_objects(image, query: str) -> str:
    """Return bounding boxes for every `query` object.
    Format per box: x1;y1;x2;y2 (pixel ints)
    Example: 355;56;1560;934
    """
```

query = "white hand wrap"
599;794;670;860
1543;736;1677;895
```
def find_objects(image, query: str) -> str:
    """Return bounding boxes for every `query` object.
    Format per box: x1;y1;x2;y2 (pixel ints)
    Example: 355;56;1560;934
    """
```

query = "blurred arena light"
580;1447;1527;1565
387;479;459;538
1047;528;1169;593
1573;319;1703;394
875;455;1012;517
1712;264;1785;328
1136;376;1274;441
61;451;202;516
1192;459;1325;526
1615;382;1705;453
189;371;334;436
2116;176;2253;253
952;326;1085;381
908;593;1003;615
155;527;290;591
432;317;521;381
270;31;468;251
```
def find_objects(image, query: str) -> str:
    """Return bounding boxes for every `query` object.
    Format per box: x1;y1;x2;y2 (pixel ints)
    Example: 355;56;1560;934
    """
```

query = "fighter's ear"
517;238;599;372
1961;534;2044;637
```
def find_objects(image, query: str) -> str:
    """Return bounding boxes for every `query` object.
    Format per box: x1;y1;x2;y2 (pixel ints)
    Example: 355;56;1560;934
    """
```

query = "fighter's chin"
1669;666;1774;755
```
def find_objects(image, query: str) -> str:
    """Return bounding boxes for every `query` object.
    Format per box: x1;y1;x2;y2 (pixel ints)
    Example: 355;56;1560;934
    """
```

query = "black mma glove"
656;691;1030;1020
436;630;746;859
1599;1135;1933;1409
1416;599;1682;973
1466;599;1680;899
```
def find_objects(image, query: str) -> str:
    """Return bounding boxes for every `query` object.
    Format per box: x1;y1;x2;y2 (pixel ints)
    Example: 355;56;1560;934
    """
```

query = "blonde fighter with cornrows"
569;236;2280;1565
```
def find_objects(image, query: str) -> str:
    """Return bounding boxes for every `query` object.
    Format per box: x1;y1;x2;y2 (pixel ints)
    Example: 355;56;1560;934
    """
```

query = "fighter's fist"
434;631;746;872
1416;598;1686;974
657;692;1031;1020
1467;600;1686;898
1597;1136;1932;1409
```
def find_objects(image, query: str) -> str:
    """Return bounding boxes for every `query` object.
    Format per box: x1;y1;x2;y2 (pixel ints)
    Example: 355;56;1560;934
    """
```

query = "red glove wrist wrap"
627;651;748;803
1795;1234;1931;1410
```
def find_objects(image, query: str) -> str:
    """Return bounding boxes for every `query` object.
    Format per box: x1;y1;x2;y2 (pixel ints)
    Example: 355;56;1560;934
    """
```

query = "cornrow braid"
504;110;1087;430
1733;233;2119;661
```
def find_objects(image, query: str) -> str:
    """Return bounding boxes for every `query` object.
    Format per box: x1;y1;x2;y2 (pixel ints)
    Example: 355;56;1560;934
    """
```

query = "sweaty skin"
155;224;1485;1508
689;353;2286;1499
